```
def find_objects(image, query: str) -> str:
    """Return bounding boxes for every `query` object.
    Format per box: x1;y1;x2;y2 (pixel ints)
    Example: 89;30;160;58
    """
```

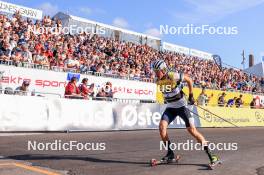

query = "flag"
241;50;245;64
212;54;223;71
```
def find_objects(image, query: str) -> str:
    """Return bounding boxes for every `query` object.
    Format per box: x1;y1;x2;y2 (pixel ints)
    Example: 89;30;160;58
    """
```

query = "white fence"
0;94;200;131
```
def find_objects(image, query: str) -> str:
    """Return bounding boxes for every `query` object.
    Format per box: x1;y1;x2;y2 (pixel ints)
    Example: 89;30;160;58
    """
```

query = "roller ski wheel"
208;155;222;170
150;155;181;167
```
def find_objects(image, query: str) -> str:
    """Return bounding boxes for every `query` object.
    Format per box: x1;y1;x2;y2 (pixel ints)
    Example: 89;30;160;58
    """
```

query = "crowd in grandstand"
0;12;264;97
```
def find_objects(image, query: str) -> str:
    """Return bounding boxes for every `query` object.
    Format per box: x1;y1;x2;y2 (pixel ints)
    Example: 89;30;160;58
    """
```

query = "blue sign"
67;73;80;81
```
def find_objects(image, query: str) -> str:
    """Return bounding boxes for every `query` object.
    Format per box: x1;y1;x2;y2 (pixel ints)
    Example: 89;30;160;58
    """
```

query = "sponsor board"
162;42;189;55
0;0;42;19
0;65;156;100
189;49;212;60
162;42;213;60
157;87;254;107
113;103;201;129
188;88;254;107
0;94;114;131
47;99;115;131
198;106;264;127
0;94;201;131
2;93;264;131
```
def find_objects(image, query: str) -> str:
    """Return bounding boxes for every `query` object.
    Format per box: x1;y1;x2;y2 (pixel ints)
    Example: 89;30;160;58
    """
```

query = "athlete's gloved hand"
188;93;195;105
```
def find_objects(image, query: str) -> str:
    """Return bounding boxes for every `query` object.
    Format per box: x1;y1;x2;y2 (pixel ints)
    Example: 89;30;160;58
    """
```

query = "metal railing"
0;88;62;98
64;95;154;103
193;84;264;96
0;88;155;104
1;87;262;108
197;102;264;109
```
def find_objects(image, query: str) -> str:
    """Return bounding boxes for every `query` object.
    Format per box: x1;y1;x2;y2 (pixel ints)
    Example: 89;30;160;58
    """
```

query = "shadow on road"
6;154;209;169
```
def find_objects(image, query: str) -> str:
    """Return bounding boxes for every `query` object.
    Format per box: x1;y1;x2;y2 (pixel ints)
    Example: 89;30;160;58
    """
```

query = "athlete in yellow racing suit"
153;60;219;165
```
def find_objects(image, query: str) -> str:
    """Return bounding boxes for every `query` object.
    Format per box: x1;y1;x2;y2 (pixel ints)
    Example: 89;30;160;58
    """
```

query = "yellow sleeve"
168;72;175;80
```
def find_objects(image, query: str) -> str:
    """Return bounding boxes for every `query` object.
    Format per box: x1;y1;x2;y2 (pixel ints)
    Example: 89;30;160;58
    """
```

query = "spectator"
235;94;244;108
10;48;22;66
34;50;49;66
105;81;114;99
64;77;81;98
78;78;90;99
250;98;257;109
94;82;114;101
21;44;33;64
14;80;30;96
0;42;11;62
226;97;237;107
0;71;4;93
4;87;13;95
96;86;106;100
260;77;264;91
218;92;226;107
197;88;210;106
65;55;80;69
89;83;95;98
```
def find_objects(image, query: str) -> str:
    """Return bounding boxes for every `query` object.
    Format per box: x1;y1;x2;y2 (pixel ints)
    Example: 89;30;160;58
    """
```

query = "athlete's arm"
184;74;195;105
184;75;193;94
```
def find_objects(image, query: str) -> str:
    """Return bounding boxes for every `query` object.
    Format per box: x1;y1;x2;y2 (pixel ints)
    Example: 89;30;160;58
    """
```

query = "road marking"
0;133;43;137
0;163;12;166
0;162;61;175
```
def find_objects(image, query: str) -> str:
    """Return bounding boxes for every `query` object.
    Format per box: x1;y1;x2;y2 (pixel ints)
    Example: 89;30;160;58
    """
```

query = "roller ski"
208;155;222;170
150;151;181;166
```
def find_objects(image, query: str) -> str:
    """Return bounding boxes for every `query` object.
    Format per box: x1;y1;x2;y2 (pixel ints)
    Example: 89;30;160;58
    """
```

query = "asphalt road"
0;127;264;175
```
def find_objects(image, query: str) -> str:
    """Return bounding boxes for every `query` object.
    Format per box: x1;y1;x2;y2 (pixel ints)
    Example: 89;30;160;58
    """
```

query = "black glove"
188;93;195;105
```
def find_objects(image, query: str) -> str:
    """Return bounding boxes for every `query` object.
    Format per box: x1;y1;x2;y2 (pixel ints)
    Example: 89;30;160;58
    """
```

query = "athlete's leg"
159;108;176;160
187;124;218;163
159;120;169;142
179;106;218;163
159;108;176;144
186;124;206;144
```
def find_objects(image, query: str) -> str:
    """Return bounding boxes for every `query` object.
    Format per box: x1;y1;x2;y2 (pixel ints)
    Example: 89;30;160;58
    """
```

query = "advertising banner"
0;0;43;19
3;94;263;131
0;94;114;131
156;87;254;106
188;88;254;107
0;95;49;131
47;99;114;131
0;94;201;131
197;106;264;127
162;42;189;55
113;103;201;129
189;49;213;60
0;65;156;100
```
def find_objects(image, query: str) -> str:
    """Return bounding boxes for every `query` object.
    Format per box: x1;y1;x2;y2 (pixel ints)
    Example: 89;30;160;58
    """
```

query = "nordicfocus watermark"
160;24;238;35
27;140;106;151
28;25;106;35
160;140;238;151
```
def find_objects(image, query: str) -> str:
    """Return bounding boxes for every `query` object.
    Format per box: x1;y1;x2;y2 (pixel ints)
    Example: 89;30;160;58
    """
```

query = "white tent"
244;62;264;77
53;12;161;50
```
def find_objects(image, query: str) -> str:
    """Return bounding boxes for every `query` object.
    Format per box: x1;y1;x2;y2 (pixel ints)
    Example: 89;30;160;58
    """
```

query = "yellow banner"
197;106;264;127
188;88;253;107
156;87;253;107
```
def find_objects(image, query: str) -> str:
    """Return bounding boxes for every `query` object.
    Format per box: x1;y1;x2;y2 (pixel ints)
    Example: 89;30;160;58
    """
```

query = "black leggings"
161;106;193;127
